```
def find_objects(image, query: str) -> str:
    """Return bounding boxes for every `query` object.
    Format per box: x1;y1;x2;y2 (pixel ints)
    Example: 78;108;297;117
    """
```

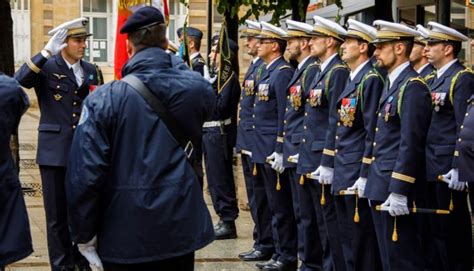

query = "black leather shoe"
238;248;256;258
241;250;272;262
262;261;297;271
214;221;237;240
256;259;276;269
214;219;224;231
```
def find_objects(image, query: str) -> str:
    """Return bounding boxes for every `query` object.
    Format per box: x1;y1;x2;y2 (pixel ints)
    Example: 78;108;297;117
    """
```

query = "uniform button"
372;157;376;161
373;142;376;146
287;95;290;99
466;112;469;117
305;112;308;116
252;114;255;118
72;125;76;129
378;113;382;117
252;125;255;129
240;97;243;101
253;103;256;106
73;102;77;106
283;132;286;136
375;127;379;132
284;120;287;124
471;101;474;105
74;91;78;95
72;113;77;117
56;85;60;89
335;149;338;154
458;138;462;142
337;122;340;126
461;125;464;129
335;136;339;140
302;139;306;143
304;125;307;130
285;108;288;112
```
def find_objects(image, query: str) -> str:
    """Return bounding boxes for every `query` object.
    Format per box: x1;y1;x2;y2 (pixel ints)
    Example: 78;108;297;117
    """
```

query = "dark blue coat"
252;57;294;164
297;55;349;175
66;47;216;264
0;75;33;266
236;58;264;154
332;61;384;193
365;65;432;202
425;61;474;182
192;53;206;76
458;94;474;182
15;53;101;167
419;63;436;81
282;57;318;168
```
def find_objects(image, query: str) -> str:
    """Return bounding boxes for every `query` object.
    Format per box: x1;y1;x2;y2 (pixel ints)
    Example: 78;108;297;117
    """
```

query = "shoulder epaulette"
301;62;319;93
397;77;426;116
279;65;292;70
423;71;436;83
357;69;384;112
324;64;349;98
449;67;474;105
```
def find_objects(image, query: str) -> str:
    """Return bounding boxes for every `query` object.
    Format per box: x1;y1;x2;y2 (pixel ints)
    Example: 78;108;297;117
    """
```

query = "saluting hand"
43;29;68;57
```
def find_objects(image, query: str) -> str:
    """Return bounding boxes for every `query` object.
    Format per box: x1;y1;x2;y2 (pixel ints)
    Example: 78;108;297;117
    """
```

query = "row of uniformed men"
230;16;474;271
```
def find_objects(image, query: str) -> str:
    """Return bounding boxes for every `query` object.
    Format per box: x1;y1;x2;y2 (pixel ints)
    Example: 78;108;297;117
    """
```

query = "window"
167;0;186;43
82;0;111;63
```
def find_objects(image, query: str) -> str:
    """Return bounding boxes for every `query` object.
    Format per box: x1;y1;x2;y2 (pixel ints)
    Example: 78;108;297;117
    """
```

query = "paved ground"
6;106;260;271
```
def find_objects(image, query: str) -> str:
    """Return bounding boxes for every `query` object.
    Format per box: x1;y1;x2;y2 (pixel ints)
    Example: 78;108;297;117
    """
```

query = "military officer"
299;15;349;271
15;17;102;271
203;36;241;240
0;74;32;271
281;19;322;271
424;22;474;271
364;20;432;271
335;19;384;271
185;27;207;76
252;22;296;271
237;20;275;261
66;7;215;270
410;25;436;81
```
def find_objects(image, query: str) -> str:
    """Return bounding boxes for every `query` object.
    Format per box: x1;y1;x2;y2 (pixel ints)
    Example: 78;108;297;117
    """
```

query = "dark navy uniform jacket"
332;61;384;193
251;57;294;164
0;75;33;267
207;71;241;145
297;55;349;175
282;57;318;168
15;53;100;167
419;63;436;81
425;61;474;182
192;53;206;76
459;94;474;182
236;58;264;154
66;47;216;264
365;65;432;202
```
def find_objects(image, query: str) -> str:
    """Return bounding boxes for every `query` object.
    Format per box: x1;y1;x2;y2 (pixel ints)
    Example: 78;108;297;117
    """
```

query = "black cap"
120;6;165;34
211;35;239;52
187;27;203;39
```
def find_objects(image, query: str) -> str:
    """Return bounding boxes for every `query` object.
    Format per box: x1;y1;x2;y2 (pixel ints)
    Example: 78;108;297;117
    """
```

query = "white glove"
43;29;68;56
288;153;299;164
77;236;103;271
313;165;334;185
266;152;284;173
347;177;367;198
381;193;409;217
442;168;466;191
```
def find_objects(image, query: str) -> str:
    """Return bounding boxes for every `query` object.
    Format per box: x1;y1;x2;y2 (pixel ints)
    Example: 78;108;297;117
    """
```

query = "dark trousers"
257;163;297;264
241;154;274;253
308;182;346;271
39;166;89;271
334;196;381;271
290;173;324;271
425;182;471;271
103;252;194;271
202;130;239;222
370;201;424;271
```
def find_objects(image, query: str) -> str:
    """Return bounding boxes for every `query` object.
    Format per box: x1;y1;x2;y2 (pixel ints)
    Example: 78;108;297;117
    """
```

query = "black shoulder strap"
121;74;194;159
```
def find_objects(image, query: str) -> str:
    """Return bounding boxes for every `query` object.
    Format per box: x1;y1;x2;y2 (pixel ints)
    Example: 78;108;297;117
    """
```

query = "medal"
384;103;391;122
340;98;357;127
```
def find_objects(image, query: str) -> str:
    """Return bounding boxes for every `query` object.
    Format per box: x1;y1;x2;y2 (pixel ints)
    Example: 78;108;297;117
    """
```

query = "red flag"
114;0;169;79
